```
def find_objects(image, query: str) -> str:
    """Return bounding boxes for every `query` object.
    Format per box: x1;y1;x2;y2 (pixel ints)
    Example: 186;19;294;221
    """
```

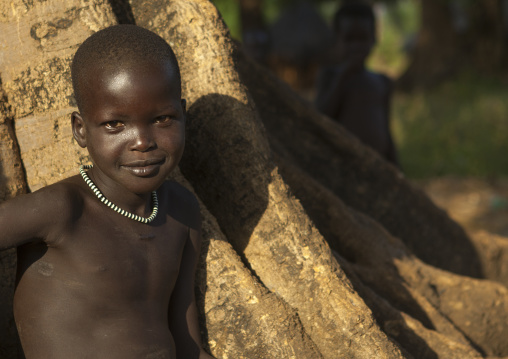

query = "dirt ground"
417;177;508;238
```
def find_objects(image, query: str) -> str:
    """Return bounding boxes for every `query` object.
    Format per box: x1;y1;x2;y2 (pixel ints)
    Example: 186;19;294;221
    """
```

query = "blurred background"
212;0;508;178
211;0;508;236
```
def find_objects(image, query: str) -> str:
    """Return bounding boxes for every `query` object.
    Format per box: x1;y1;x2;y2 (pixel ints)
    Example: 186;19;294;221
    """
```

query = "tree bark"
0;0;116;191
275;154;508;356
171;169;324;358
238;50;483;279
1;0;508;358
131;1;406;357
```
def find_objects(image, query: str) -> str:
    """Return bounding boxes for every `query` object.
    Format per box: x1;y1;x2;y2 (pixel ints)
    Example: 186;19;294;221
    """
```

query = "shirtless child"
0;25;213;359
315;3;399;167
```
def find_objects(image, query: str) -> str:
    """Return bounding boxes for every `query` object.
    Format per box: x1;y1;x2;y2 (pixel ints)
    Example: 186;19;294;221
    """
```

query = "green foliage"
210;0;241;39
368;0;419;77
384;0;419;34
366;1;508;179
393;73;508;178
211;0;508;178
211;0;342;40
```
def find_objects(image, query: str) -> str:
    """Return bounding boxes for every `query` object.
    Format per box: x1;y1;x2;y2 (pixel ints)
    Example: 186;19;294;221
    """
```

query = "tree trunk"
172;169;324;358
238;50;483;279
399;0;506;89
131;1;405;357
275;154;507;356
1;0;508;358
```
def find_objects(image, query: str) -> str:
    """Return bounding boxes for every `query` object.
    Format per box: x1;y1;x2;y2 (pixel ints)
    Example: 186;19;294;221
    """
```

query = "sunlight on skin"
107;70;132;93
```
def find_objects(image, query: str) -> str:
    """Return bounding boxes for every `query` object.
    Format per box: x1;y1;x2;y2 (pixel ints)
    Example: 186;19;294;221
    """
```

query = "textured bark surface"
131;1;405;357
237;54;483;280
0;0;116;191
0;0;507;358
0;87;26;201
171;169;324;359
275;156;508;357
471;230;508;288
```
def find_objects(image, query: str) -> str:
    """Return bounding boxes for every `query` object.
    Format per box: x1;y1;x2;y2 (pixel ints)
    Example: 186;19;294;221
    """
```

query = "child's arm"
0;183;74;249
382;75;400;168
168;196;214;359
314;63;356;119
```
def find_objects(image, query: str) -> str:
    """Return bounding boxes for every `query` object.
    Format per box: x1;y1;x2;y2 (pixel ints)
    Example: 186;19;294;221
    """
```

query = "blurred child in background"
315;2;399;167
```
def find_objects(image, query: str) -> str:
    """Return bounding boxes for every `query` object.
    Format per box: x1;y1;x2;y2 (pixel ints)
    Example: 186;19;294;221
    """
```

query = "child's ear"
71;111;87;148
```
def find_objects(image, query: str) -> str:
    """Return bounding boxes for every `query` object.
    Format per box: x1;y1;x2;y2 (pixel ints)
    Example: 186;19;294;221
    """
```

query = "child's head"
71;25;182;114
332;2;376;67
71;25;186;195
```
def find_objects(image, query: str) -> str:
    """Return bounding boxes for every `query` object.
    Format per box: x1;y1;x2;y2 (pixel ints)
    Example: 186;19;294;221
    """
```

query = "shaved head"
71;25;181;112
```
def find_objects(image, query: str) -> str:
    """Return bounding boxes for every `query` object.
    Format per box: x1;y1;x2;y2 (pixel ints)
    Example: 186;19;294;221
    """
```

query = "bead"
79;165;158;224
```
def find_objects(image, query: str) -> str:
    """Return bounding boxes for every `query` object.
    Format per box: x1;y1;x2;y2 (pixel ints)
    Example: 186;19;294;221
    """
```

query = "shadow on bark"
181;93;271;266
182;93;443;357
194;232;211;354
276;157;436;329
107;0;136;25
236;52;484;280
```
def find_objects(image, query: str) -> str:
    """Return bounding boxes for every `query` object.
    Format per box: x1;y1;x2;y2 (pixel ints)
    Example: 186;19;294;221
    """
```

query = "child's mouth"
122;159;165;177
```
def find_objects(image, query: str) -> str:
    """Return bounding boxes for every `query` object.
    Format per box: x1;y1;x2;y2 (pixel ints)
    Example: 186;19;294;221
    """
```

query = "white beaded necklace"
79;164;158;224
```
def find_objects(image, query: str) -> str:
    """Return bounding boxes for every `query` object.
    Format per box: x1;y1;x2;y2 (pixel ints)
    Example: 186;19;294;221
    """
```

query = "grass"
369;1;508;179
210;0;241;39
392;73;508;178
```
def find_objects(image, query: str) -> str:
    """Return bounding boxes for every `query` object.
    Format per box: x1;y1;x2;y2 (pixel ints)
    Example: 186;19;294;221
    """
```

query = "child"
315;2;399;167
0;25;213;359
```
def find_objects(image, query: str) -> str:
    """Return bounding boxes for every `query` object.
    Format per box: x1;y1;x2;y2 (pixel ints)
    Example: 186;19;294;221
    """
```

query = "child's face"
72;61;185;195
334;17;375;67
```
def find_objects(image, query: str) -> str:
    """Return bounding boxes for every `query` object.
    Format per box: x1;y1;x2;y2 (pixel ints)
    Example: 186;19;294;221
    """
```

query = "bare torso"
13;176;195;359
336;69;391;156
316;66;393;159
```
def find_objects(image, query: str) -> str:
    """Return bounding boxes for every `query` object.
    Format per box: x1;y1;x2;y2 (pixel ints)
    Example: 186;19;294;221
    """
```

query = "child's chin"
128;177;167;195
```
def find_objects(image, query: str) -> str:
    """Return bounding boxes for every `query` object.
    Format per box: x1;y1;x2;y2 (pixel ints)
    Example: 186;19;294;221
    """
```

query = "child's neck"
80;165;158;223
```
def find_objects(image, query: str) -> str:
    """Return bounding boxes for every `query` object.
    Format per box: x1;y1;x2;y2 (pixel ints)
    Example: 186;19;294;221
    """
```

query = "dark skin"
0;60;213;358
315;17;399;167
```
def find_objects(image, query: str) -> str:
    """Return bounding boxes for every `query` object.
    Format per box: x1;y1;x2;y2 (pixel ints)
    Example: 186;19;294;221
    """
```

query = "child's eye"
104;121;124;129
154;115;173;125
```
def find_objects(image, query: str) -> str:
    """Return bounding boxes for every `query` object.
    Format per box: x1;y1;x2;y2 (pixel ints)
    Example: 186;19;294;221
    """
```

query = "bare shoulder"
0;176;87;248
159;180;200;230
34;176;86;214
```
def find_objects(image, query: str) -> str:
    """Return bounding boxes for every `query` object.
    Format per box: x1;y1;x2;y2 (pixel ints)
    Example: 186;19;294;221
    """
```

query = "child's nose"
130;127;156;152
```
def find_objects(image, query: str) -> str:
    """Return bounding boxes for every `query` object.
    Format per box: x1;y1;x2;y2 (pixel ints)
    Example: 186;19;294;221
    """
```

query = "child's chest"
44;215;189;302
343;72;385;102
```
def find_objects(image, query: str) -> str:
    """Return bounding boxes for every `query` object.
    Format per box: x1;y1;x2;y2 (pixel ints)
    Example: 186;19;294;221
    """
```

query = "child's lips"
122;159;165;176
